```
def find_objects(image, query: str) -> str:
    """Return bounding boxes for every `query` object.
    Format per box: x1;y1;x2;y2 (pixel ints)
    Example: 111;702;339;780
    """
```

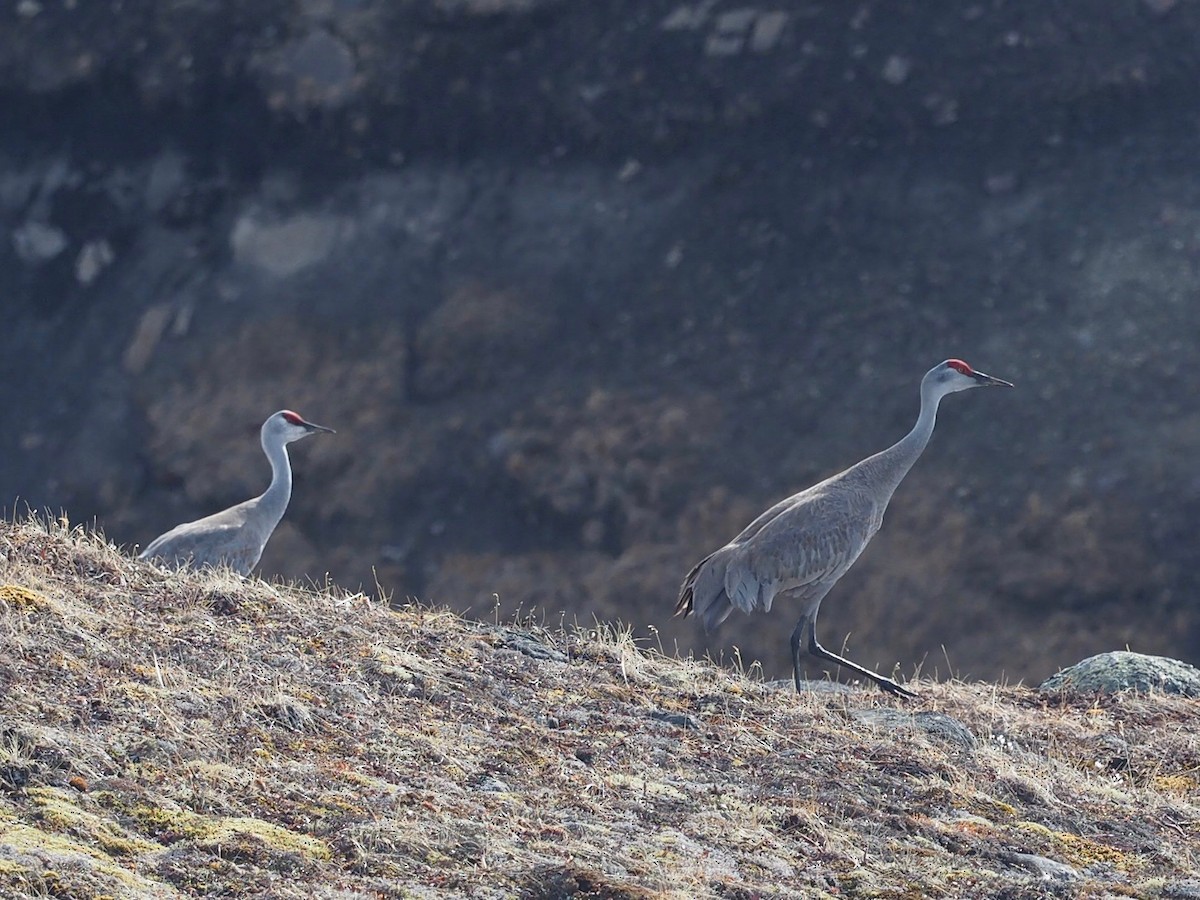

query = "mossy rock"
1039;651;1200;697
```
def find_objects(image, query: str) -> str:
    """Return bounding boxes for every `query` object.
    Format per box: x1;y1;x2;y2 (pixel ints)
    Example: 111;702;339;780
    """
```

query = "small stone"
75;239;114;285
145;152;188;214
327;682;370;705
705;34;744;56
851;708;976;752
660;4;710;31
783;678;857;694
257;28;359;111
1009;852;1080;882
750;11;788;53
123;304;172;374
260;697;314;731
12;221;68;264
616;159;642;182
714;8;758;33
1158;880;1200;900
497;629;568;663
647;709;700;730
1087;734;1130;772
881;55;912;85
286;30;357;104
230;211;349;278
925;94;959;125
171;302;193;338
913;712;977;751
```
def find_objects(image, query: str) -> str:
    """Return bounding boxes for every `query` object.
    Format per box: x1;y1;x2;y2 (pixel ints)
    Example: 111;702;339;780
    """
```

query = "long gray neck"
257;431;293;529
851;381;943;504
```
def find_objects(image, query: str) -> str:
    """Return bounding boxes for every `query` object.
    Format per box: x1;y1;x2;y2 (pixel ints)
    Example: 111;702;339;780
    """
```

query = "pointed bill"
971;370;1013;387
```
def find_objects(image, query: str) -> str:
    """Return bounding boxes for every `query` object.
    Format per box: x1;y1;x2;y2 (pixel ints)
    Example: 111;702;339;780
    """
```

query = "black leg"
793;611;919;700
789;618;808;694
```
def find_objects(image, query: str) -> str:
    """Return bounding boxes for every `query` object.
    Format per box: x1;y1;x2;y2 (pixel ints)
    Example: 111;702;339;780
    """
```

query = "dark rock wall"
2;1;1199;683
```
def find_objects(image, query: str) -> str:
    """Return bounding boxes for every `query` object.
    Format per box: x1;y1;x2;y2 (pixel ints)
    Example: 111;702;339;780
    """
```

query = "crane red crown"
946;359;973;375
281;411;304;425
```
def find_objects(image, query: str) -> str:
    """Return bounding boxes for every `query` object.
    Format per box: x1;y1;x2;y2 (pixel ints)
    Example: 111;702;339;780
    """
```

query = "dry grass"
0;516;1197;899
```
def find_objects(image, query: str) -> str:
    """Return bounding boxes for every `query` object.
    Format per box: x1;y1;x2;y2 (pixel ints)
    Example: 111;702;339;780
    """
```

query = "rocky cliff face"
3;0;1200;683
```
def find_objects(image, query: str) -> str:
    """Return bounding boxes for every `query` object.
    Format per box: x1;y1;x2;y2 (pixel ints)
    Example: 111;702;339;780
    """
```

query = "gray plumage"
140;410;334;576
676;359;1012;699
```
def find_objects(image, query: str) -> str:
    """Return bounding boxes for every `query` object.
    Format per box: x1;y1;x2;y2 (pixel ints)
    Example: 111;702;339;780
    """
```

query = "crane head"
266;410;337;443
926;359;1013;395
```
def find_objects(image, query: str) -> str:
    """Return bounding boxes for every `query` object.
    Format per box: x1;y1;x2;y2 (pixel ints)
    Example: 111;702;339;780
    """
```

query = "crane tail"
674;556;708;617
676;549;735;633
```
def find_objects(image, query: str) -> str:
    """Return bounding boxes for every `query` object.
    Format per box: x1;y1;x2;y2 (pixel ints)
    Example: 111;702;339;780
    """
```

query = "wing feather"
723;486;880;616
139;500;263;575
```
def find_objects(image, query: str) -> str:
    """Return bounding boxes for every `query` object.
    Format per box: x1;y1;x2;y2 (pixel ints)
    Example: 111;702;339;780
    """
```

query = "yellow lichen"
178;759;252;791
0;823;162;892
204;817;331;860
0;858;29;876
1013;820;1054;840
26;787;159;857
125;803;329;860
115;680;163;700
606;772;687;800
0;585;49;611
125;803;211;841
974;796;1017;819
1053;832;1136;870
1152;773;1197;794
1013;820;1137;871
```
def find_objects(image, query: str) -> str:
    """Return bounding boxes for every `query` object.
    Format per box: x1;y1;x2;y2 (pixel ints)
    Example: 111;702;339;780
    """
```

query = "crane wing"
139;501;262;575
723;486;880;615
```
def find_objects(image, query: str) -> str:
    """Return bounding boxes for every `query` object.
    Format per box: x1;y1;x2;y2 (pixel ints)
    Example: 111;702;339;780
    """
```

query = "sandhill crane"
140;410;335;576
676;359;1012;699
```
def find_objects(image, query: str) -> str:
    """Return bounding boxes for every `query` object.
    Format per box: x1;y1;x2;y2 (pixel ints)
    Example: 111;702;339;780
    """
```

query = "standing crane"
140;410;335;576
676;359;1012;699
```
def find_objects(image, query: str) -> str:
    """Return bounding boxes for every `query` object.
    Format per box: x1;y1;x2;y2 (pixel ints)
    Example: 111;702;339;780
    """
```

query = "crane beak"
302;419;336;434
971;371;1013;388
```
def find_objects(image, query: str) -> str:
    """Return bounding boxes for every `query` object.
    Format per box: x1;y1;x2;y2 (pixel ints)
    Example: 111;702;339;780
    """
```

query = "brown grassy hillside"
0;517;1197;899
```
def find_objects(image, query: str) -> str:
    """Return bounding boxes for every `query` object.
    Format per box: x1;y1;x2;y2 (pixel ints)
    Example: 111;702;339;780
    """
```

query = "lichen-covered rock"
1009;852;1080;882
850;708;977;752
1039;651;1200;697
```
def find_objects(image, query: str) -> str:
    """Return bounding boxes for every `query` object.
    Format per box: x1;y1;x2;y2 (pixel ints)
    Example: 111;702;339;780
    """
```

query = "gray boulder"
1039;651;1200;697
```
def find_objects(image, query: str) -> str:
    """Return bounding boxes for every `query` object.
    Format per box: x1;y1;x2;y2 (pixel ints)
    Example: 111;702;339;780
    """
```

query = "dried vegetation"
0;517;1197;898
